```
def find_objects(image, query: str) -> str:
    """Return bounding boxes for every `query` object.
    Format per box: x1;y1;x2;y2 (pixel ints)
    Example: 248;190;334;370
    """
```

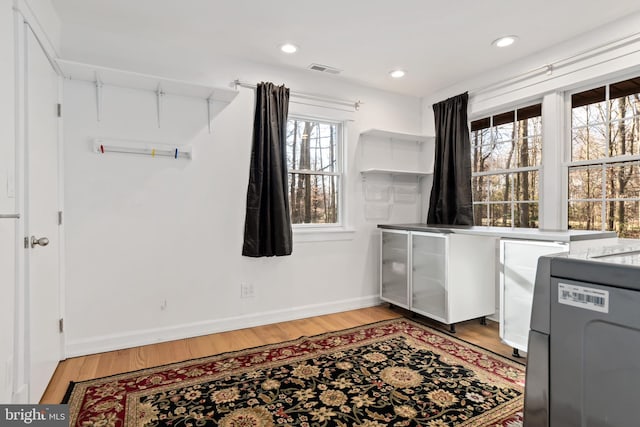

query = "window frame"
286;114;347;232
566;76;640;234
469;103;543;228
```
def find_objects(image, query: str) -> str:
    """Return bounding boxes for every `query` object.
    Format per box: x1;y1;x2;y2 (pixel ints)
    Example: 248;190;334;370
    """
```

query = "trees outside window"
569;76;640;238
470;104;542;228
286;118;342;225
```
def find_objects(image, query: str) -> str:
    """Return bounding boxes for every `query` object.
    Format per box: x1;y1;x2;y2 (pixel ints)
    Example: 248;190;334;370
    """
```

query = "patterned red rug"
63;319;525;426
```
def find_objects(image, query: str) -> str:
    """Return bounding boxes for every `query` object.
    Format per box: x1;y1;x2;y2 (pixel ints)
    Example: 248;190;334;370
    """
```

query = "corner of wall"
18;0;61;53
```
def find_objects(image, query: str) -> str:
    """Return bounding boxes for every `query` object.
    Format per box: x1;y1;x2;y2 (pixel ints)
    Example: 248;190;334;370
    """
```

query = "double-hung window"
568;76;640;237
470;104;542;227
286;117;342;225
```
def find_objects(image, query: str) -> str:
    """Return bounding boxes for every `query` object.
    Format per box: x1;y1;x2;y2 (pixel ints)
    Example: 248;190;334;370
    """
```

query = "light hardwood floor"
41;305;524;404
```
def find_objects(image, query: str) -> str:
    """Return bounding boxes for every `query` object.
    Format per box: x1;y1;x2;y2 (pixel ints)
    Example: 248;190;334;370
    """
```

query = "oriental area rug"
63;319;525;426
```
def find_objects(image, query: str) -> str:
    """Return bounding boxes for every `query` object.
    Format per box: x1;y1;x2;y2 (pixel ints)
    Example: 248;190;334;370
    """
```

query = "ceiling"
51;0;640;97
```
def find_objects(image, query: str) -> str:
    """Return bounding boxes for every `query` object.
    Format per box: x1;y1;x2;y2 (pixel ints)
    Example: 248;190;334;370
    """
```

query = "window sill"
293;226;356;243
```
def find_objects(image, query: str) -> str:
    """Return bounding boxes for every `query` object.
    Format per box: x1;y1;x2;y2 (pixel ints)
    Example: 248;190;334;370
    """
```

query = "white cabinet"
380;230;497;329
500;240;568;353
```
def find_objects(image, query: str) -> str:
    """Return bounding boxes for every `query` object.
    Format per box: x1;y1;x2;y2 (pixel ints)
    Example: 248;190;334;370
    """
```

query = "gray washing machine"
524;245;640;427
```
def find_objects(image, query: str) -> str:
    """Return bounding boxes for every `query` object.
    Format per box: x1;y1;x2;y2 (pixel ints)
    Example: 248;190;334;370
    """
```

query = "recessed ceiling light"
389;69;406;78
492;35;518;48
280;43;298;54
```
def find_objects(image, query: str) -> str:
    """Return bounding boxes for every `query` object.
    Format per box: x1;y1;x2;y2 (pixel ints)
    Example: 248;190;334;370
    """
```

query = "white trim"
12;0;60;75
472;166;540;177
289;169;340;176
56;74;65;359
12;10;27;401
64;295;381;357
540;91;567;230
570;197;640;203
293;227;356;242
571;115;640;131
473;200;538;205
565;154;640;167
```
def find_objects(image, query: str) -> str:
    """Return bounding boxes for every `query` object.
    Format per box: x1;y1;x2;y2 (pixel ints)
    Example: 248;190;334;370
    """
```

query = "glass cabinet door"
381;231;409;308
411;233;447;321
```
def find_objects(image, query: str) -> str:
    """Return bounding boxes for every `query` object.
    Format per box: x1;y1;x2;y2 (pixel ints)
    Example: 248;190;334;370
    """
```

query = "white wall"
62;59;423;356
0;0;16;404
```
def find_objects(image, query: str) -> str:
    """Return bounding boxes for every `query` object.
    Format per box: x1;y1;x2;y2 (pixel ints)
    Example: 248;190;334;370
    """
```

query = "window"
286;117;342;225
568;76;640;237
470;104;542;228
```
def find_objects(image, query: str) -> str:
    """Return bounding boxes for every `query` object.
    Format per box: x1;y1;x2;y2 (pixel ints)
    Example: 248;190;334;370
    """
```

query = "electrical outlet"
240;283;255;298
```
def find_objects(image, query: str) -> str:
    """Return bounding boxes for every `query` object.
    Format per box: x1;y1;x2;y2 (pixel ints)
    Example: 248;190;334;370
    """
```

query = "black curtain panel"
427;92;474;225
242;82;293;257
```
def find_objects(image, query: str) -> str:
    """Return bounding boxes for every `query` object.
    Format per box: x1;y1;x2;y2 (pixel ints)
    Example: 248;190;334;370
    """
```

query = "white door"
25;25;61;403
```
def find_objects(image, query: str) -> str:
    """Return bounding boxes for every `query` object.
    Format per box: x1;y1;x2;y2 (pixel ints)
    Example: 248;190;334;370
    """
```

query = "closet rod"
233;79;362;111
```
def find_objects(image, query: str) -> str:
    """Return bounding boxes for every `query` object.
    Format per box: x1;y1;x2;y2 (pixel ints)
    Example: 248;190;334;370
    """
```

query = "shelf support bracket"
95;72;103;123
156;84;165;128
207;96;213;134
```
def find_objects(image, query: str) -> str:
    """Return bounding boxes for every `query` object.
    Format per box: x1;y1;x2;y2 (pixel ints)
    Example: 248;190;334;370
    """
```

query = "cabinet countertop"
377;223;617;242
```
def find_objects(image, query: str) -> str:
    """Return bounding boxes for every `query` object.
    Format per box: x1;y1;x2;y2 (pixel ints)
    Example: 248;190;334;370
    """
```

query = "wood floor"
41;305;524;404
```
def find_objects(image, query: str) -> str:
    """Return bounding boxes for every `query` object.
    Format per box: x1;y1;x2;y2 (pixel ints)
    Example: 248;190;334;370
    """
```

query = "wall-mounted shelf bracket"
156;84;165;128
207;96;213;134
95;72;103;122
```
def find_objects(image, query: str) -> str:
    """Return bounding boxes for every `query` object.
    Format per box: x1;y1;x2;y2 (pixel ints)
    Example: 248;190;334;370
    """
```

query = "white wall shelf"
360;168;432;177
359;129;435;223
57;59;238;102
57;59;237;130
360;129;434;143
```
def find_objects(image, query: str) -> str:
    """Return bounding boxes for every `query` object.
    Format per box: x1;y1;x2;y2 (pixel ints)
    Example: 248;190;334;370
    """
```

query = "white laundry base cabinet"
499;240;568;355
499;236;618;356
381;229;497;331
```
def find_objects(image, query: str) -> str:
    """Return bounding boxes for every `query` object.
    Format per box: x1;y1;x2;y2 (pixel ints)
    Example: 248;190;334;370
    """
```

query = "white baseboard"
65;295;381;358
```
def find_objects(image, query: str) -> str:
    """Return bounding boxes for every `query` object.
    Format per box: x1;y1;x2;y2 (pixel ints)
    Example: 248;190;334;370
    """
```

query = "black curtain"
427;92;474;225
242;82;293;257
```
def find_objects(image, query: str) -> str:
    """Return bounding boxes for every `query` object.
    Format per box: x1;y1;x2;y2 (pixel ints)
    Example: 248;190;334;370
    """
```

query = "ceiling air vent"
308;63;342;75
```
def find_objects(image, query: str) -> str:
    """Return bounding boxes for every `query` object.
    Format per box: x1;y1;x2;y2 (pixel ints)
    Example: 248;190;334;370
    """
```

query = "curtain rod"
470;30;640;96
233;79;362;111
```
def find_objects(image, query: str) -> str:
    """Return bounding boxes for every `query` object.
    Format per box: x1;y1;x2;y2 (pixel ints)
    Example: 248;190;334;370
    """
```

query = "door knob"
31;236;49;248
